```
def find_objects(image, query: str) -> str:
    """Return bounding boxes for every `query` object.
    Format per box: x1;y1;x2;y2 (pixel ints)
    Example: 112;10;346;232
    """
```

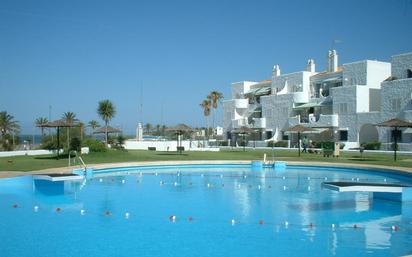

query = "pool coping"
1;160;412;179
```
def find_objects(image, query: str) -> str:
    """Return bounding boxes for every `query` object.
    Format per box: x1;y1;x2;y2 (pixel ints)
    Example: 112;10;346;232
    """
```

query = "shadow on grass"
34;154;70;160
347;156;380;162
156;153;189;156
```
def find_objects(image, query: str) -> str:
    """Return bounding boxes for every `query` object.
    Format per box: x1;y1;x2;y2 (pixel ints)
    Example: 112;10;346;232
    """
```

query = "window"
407;69;412;78
339;130;348;141
339;103;348;114
281;107;289;115
390;98;401;112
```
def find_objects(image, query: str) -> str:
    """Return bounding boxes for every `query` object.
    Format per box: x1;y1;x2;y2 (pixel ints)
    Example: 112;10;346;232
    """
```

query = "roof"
165;124;194;132
284;125;317;133
93;125;122;134
37;119;80;128
232;126;255;134
376;118;412;128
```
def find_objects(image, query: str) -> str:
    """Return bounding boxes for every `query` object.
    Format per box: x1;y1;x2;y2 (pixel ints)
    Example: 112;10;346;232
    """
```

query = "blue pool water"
1;165;412;257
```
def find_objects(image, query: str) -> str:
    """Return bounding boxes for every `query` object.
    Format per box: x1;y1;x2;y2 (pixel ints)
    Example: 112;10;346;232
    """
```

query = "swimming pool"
1;164;412;257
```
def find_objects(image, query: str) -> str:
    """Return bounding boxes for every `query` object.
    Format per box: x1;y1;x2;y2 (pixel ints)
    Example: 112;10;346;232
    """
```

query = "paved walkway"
1;160;412;179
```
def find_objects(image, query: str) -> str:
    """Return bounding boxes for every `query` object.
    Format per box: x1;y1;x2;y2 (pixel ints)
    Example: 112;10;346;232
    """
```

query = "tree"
35;117;48;137
97;100;116;146
62;112;77;150
88;120;100;136
200;98;211;139
0;111;20;137
208;91;224;137
145;123;152;134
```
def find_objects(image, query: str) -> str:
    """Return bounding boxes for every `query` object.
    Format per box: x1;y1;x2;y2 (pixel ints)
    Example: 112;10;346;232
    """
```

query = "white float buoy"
207;183;211;188
237;184;241;189
220;174;223;178
356;178;360;181
308;186;311;191
125;212;130;219
155;172;158;176
283;186;287;190
284;221;289;228
99;178;103;182
160;180;164;186
174;182;178;187
324;177;328;181
243;175;247;179
231;219;236;225
34;206;39;212
258;185;261;190
80;209;85;215
384;178;387;182
201;174;204;177
121;179;125;184
331;224;336;229
282;176;285;180
307;177;311;180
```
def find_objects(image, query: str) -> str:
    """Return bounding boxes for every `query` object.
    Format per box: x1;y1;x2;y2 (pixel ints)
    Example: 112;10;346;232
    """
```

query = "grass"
0;148;411;172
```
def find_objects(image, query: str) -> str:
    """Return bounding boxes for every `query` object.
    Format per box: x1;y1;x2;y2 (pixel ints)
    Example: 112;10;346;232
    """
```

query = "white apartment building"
223;50;412;150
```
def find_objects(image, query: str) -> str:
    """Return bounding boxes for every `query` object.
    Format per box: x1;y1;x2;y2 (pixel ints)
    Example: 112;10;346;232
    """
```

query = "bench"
148;147;156;151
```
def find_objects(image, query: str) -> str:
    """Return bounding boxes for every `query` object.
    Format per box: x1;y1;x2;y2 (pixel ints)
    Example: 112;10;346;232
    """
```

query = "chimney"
272;65;280;77
327;50;338;72
306;59;315;72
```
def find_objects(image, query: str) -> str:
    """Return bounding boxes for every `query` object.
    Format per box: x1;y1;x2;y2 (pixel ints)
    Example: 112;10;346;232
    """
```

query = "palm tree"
0;111;20;137
97;100;116;146
88;120;100;136
208;91;224;137
62;112;77;150
0;111;20;150
145;123;152;135
200;99;211;139
35;117;48;137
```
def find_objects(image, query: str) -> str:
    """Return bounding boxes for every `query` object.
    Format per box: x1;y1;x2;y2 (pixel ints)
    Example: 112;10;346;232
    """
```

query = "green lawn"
0;148;411;172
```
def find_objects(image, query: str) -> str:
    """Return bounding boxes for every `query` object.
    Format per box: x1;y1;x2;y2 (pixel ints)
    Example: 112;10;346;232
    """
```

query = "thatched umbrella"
232;126;255;151
93;125;122;135
165;124;194;153
284;125;317;156
376;118;412;161
37;119;80;159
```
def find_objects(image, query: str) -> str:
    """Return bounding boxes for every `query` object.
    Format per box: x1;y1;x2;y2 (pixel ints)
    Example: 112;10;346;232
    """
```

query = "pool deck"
1;160;412;179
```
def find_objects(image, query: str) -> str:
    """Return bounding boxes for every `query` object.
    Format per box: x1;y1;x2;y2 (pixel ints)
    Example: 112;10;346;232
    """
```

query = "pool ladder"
68;150;87;171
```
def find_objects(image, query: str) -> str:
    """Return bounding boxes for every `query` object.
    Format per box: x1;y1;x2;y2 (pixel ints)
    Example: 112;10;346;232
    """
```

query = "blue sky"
1;0;411;135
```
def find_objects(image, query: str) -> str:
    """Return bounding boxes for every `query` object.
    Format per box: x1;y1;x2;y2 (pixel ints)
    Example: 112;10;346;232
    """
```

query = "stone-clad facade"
223;51;412;150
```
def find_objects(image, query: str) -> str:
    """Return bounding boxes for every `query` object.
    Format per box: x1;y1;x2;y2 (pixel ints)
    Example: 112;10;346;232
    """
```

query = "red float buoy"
56;207;61;212
259;220;264;225
188;216;193;222
12;204;18;208
169;215;176;222
105;211;111;216
309;223;314;228
353;224;358;229
221;184;225;187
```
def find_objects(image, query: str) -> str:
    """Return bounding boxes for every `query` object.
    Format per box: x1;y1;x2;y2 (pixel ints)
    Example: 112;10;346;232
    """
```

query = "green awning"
293;102;320;109
244;86;271;97
255;87;271;96
293;101;332;110
253;106;262;112
404;128;412;134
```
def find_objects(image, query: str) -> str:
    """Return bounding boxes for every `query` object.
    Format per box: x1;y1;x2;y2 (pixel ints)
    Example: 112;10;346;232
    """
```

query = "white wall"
124;140;212;151
0;149;61;158
391;52;412;79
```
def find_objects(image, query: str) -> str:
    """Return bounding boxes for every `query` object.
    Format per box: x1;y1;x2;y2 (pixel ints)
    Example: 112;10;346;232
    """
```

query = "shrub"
219;140;229;146
82;138;107;152
267;140;288;147
239;140;248;147
70;137;81;151
40;135;57;150
361;141;381;150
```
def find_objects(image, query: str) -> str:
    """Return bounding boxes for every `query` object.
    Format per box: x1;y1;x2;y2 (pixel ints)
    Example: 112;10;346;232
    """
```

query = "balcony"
232;118;248;129
252;118;266;128
293;92;309;103
234;99;249;109
308;114;339;127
